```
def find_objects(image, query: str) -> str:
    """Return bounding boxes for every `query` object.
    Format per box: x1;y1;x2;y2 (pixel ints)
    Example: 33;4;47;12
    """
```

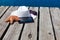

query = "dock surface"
0;6;60;40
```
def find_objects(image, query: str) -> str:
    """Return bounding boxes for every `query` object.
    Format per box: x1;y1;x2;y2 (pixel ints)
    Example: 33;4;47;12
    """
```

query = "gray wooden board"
0;6;18;38
3;22;23;40
50;8;60;40
39;7;54;40
0;6;9;17
20;7;38;40
2;6;23;40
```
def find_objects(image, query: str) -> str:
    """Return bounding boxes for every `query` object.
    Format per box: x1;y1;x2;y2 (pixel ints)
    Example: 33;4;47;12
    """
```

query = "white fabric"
10;6;37;19
31;14;37;19
10;6;31;17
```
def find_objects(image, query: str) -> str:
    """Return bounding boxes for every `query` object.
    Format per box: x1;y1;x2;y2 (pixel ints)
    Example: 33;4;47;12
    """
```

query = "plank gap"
37;7;40;40
49;8;57;40
0;23;10;40
0;7;10;18
18;23;25;40
0;6;19;40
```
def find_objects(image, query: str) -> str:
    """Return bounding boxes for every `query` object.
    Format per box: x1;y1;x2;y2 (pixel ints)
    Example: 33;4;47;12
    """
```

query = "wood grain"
39;7;54;40
0;6;9;17
3;22;23;40
50;7;60;40
0;6;18;38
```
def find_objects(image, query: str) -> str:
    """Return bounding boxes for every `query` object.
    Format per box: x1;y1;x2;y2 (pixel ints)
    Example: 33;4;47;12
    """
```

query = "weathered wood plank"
39;7;54;40
0;6;9;17
50;8;60;40
20;7;38;40
0;6;18;38
3;22;23;40
2;6;23;40
0;6;7;13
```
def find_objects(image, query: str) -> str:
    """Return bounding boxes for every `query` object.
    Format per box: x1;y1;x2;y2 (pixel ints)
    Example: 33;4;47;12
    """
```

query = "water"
0;0;60;7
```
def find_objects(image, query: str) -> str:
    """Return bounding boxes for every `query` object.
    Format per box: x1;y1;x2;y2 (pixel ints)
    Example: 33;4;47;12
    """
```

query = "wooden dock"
0;6;60;40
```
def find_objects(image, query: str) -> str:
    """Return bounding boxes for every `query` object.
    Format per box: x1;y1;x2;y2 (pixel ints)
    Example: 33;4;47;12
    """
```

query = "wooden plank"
0;6;9;17
20;7;38;40
0;6;7;13
0;6;18;38
39;7;54;40
3;22;23;40
2;6;23;40
50;8;60;40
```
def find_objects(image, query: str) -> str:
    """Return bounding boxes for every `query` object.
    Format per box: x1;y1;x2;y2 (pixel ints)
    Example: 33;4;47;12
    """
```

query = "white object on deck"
31;14;37;19
10;6;37;19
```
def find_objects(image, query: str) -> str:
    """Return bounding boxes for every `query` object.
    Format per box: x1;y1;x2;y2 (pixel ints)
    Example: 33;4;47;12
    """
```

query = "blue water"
0;0;60;7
